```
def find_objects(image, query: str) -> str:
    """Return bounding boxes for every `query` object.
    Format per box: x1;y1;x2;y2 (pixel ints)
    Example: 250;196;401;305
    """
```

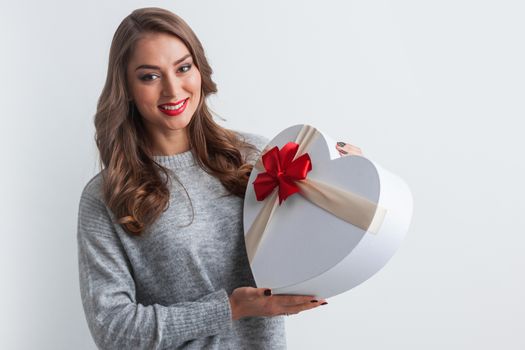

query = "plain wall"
1;0;523;349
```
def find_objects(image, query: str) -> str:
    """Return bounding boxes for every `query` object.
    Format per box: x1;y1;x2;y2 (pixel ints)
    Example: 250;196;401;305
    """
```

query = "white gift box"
243;124;413;299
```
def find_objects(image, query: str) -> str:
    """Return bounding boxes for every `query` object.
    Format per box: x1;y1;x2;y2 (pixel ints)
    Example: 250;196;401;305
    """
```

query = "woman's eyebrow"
135;53;192;71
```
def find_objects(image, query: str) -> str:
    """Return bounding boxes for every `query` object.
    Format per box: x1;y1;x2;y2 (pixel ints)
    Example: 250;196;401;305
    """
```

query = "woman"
77;7;362;349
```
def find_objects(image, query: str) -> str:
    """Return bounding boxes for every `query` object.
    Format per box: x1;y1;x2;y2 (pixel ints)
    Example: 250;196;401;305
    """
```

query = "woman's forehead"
131;32;190;64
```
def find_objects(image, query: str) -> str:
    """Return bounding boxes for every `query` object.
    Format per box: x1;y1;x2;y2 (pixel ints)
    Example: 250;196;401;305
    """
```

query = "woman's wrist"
228;295;240;321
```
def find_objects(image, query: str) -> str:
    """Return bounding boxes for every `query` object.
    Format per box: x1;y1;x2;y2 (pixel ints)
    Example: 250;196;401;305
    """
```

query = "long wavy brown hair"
94;7;258;236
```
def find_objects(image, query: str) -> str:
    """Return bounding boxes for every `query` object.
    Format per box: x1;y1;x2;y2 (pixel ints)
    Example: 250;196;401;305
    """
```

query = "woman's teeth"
160;99;186;110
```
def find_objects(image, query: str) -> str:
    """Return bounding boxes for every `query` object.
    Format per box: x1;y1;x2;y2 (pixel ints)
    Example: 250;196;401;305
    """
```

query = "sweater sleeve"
77;190;233;349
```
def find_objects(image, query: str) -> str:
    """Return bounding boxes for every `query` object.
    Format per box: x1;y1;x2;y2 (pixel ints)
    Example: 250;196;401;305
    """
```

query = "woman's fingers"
336;141;363;156
229;286;329;319
269;294;327;316
274;294;318;306
282;299;327;315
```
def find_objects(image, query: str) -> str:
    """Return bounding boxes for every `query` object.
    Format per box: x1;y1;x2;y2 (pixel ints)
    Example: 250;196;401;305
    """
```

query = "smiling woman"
77;6;327;350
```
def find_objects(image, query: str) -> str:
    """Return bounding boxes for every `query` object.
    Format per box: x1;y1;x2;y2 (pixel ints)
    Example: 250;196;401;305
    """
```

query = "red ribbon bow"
252;142;313;205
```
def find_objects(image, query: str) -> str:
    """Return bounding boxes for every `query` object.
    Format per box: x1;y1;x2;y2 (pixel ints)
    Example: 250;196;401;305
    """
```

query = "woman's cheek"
187;71;202;90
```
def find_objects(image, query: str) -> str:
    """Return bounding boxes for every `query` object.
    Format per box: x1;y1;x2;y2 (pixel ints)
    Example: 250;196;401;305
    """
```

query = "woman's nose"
161;74;181;98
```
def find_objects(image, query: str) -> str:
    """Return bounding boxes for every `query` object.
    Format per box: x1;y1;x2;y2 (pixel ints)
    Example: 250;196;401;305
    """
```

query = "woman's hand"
336;141;363;156
229;287;327;320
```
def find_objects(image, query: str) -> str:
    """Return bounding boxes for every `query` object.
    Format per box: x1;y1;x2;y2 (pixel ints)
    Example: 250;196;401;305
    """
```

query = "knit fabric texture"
77;131;286;349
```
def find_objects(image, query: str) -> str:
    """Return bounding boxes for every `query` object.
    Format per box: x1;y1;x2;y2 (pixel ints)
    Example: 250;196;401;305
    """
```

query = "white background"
1;0;524;349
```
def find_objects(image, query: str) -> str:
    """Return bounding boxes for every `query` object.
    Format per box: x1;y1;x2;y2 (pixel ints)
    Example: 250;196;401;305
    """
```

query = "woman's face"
126;32;201;154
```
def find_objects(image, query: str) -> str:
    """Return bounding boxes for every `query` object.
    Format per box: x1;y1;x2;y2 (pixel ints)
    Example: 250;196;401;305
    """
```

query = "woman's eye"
179;64;192;73
140;74;159;81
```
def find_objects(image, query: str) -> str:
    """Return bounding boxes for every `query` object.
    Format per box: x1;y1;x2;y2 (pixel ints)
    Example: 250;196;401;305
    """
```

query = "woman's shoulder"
79;170;106;204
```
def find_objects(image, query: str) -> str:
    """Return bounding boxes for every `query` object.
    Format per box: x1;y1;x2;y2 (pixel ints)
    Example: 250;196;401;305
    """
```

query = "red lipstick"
158;98;189;117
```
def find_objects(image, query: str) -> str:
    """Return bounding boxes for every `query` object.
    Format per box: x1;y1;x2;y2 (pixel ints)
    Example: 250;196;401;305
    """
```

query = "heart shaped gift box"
243;124;413;299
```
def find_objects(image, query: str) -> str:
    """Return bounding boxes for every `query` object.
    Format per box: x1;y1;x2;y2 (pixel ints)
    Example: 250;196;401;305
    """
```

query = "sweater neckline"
152;148;196;169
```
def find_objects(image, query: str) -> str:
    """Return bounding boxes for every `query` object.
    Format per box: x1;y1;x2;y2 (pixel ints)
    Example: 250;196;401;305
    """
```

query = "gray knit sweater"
76;131;286;349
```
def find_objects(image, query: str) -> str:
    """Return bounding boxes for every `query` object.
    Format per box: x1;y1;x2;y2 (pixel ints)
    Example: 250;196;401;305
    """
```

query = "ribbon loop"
252;142;312;204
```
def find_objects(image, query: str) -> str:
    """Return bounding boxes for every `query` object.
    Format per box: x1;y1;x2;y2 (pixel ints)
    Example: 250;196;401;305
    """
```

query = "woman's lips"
158;98;189;116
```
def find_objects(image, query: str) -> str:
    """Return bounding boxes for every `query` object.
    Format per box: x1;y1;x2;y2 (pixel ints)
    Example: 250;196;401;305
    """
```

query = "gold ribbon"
245;125;387;263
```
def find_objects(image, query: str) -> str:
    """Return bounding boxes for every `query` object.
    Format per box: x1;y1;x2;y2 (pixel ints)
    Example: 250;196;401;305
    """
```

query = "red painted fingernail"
264;289;272;296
